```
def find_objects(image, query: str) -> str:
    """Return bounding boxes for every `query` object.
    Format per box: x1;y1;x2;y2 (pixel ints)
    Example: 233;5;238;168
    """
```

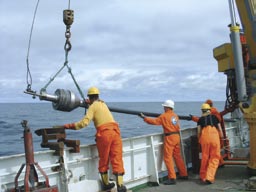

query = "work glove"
190;114;199;122
83;99;91;108
138;112;146;119
85;99;90;104
64;123;76;130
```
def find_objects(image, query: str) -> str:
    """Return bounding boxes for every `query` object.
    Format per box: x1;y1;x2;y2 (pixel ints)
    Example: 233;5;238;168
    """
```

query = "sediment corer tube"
52;89;82;112
24;89;86;112
108;106;191;120
38;89;84;112
24;88;191;119
25;89;235;121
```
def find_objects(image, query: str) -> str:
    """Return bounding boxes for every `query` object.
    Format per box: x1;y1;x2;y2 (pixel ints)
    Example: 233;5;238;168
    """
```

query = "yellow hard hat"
87;87;100;95
201;103;211;110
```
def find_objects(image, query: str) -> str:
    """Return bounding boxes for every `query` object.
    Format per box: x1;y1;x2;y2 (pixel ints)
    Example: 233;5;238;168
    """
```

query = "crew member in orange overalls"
197;103;224;184
191;99;225;167
139;99;188;185
63;87;127;192
205;99;225;167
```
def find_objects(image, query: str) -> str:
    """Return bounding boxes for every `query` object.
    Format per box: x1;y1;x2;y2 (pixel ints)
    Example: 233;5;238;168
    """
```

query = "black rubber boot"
163;178;176;185
115;173;127;192
100;172;115;191
117;185;127;192
102;182;115;191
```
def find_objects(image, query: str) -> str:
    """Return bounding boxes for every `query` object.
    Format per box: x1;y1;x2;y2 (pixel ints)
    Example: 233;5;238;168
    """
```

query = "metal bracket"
35;127;80;156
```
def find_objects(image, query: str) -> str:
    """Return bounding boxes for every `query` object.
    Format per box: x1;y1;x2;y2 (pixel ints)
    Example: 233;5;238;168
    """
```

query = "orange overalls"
210;107;225;166
96;122;124;174
198;114;220;183
192;108;224;166
73;100;125;174
144;109;187;179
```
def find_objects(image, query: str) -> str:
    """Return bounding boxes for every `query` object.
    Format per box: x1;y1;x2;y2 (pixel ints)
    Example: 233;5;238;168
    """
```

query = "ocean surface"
0;101;225;156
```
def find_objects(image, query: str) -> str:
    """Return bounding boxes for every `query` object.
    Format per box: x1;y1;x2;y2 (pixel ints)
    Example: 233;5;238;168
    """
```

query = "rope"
25;0;40;92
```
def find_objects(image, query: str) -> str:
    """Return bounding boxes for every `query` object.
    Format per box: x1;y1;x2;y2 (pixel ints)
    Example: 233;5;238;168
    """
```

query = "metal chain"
64;26;72;52
42;8;86;101
25;0;86;102
41;23;73;91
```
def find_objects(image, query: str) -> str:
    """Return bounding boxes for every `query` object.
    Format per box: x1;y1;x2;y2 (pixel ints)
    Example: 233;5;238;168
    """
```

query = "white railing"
0;118;248;192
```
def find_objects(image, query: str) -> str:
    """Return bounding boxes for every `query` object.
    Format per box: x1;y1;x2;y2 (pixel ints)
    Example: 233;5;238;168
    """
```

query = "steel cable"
25;0;40;92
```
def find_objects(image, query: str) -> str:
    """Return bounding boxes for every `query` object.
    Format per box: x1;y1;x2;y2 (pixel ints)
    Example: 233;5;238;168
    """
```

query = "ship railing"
0;117;249;191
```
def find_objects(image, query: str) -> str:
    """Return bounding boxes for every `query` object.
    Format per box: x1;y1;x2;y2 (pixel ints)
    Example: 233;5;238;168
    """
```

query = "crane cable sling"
25;0;85;101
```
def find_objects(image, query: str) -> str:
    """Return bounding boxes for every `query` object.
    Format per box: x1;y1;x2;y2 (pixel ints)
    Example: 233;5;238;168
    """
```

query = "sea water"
0;101;225;156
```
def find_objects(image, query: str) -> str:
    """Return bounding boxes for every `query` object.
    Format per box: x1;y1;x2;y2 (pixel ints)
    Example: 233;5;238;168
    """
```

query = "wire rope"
25;0;40;92
24;0;86;103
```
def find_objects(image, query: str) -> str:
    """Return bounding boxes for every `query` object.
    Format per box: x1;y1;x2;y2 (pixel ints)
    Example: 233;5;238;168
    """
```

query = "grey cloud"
1;0;232;102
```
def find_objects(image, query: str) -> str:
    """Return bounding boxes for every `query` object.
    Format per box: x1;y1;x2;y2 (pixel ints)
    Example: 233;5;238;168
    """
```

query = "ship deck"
134;165;251;192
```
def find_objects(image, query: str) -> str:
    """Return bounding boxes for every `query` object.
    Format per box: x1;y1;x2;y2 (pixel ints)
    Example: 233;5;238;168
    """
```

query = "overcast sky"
0;0;235;103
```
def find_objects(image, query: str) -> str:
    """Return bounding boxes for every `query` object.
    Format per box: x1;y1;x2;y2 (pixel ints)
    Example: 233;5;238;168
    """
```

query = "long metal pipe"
24;90;191;120
24;89;237;122
108;106;191;120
